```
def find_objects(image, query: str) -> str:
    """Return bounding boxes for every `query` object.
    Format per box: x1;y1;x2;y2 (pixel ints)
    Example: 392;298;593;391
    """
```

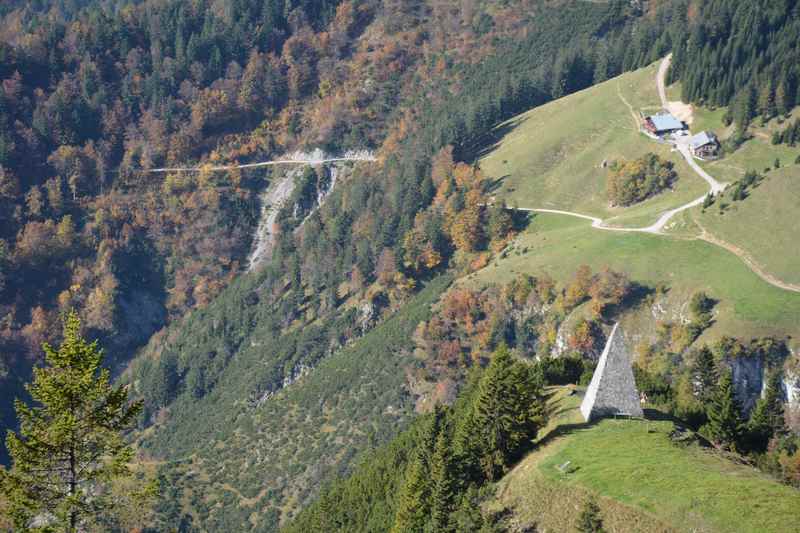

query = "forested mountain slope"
671;0;800;133
1;0;638;461
108;1;687;529
3;0;800;531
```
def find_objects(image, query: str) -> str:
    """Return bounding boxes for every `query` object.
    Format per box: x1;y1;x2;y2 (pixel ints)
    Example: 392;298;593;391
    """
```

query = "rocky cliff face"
724;351;800;414
726;356;764;414
784;372;800;407
783;352;800;409
247;150;373;271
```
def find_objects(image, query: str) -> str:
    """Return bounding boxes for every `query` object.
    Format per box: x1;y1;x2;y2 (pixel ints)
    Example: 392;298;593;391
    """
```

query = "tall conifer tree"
747;370;786;452
705;369;744;451
691;346;717;405
430;430;456;531
0;312;143;531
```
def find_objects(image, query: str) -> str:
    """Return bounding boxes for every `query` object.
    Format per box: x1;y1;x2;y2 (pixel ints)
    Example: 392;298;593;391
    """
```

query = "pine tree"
593;44;610;84
705;369;744;451
450;486;485;532
391;449;430;533
429;430;456;532
577;496;605;532
452;401;482;482
732;84;755;136
472;345;544;480
0;311;143;531
758;81;775;123
775;81;789;116
690;347;717;405
391;411;443;533
747;370;786;452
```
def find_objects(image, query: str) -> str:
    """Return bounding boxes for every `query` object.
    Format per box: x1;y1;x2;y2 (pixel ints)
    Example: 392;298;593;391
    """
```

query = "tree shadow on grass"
601;281;655;322
531;405;684;457
486;174;510;194
461;114;530;164
534;419;599;451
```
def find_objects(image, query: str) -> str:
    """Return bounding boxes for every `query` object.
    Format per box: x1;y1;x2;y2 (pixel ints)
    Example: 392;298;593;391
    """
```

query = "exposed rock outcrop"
247;149;374;271
726;355;765;414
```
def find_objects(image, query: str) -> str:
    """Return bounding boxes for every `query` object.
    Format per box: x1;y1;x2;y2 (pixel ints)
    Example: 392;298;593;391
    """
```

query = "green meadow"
466;213;800;339
480;62;707;227
491;387;800;533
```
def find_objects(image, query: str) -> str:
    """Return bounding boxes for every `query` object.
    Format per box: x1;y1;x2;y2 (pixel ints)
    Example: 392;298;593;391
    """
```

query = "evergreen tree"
452;400;482;482
0;311;143;531
392;411;443;533
450;486;485;532
747;370;786;452
391;448;430;533
577;496;605;533
775;81;789;116
732;84;755;136
704;369;744;451
472;345;544;480
429;430;456;532
690;347;717;405
758;81;775;122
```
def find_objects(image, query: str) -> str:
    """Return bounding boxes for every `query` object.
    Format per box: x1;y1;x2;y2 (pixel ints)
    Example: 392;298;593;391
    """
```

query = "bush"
689;291;714;316
577;497;605;532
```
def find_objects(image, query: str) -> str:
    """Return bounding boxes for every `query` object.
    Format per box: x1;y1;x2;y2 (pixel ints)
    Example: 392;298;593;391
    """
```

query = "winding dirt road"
146;149;376;173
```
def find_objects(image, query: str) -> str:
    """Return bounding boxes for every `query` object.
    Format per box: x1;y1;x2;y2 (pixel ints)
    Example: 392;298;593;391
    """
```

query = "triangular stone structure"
580;323;644;422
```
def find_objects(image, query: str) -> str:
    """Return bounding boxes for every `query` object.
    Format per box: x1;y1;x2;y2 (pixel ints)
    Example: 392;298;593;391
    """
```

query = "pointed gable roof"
580;323;644;422
648;112;683;132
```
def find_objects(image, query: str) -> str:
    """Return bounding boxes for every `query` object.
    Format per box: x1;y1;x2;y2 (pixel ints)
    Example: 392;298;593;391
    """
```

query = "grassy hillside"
480;62;800;292
690;111;800;286
693;167;800;286
663;81;800;285
491;387;800;533
464;213;800;342
480;62;707;227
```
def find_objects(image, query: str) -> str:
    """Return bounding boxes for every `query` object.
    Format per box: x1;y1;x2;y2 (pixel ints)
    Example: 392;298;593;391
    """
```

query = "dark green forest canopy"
671;0;800;127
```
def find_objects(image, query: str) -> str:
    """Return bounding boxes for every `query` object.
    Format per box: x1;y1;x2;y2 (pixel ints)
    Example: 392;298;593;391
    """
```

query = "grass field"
692;167;800;286
662;82;800;283
491;387;800;533
464;213;800;341
480;62;707;227
481;66;800;292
